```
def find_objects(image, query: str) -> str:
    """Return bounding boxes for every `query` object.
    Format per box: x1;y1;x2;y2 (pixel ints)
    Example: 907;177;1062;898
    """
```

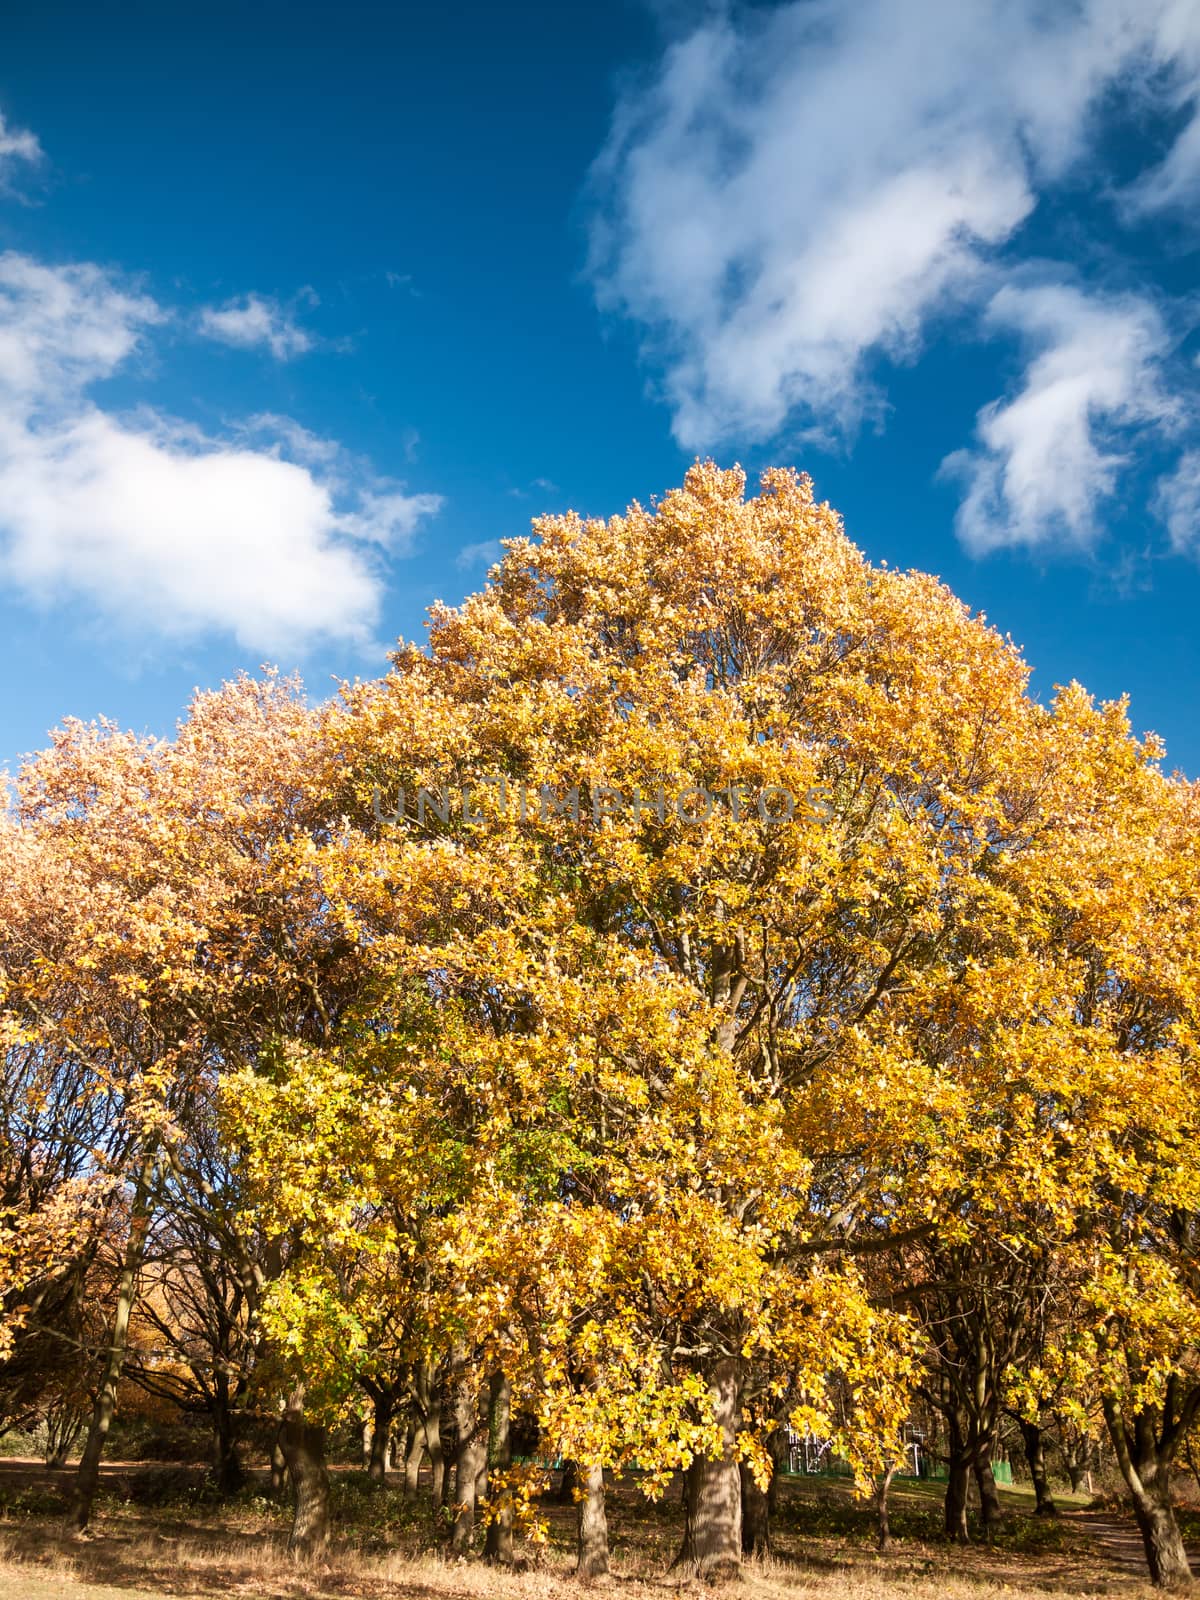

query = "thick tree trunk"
63;1149;156;1537
1130;1484;1194;1591
576;1462;609;1580
450;1367;486;1553
1104;1398;1194;1590
368;1389;393;1484
484;1371;513;1565
673;1359;742;1579
944;1458;970;1543
975;1447;1004;1537
944;1410;971;1544
1019;1420;1057;1516
875;1463;898;1551
740;1460;770;1557
280;1388;330;1560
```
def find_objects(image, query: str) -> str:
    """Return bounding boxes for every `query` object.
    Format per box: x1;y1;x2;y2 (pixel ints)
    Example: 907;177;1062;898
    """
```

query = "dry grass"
0;1460;1180;1600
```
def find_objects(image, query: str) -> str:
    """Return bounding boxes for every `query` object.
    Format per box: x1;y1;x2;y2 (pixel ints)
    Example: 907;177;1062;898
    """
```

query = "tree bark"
211;1398;244;1495
974;1447;1004;1537
740;1459;770;1557
576;1462;609;1580
1104;1398;1194;1590
875;1463;898;1551
450;1365;485;1553
63;1148;156;1537
426;1403;446;1507
414;1360;444;1505
1019;1419;1057;1516
368;1388;394;1484
279;1387;330;1561
403;1415;425;1496
1129;1489;1194;1591
673;1358;742;1579
944;1452;970;1542
484;1371;513;1565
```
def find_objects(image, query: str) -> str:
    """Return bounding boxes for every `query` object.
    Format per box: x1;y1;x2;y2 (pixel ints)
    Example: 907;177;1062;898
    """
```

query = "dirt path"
1070;1509;1200;1579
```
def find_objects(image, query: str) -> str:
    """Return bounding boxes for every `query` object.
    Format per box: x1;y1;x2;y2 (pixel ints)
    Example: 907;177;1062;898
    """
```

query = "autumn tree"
286;460;1119;1576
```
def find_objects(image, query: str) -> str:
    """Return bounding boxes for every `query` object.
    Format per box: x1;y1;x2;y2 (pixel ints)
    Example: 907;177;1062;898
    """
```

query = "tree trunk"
1057;1423;1092;1495
279;1388;330;1561
944;1458;970;1543
875;1462;898;1551
974;1448;1004;1537
450;1367;485;1553
673;1359;742;1579
1019;1420;1057;1516
368;1388;393;1484
63;1148;156;1537
404;1414;425;1496
413;1360;443;1505
576;1462;609;1580
44;1397;87;1470
270;1427;288;1496
740;1460;770;1557
944;1409;971;1544
1130;1483;1194;1591
484;1371;513;1565
1104;1398;1194;1590
426;1404;446;1507
211;1398;244;1495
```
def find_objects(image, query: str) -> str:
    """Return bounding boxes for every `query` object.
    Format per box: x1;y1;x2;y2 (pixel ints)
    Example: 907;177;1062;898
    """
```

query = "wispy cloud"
0;251;440;654
1155;450;1200;556
456;539;503;571
588;0;1200;451
942;284;1179;555
198;291;315;360
0;111;41;190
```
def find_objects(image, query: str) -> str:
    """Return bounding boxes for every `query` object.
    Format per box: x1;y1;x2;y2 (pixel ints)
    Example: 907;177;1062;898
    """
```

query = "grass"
0;1458;1182;1600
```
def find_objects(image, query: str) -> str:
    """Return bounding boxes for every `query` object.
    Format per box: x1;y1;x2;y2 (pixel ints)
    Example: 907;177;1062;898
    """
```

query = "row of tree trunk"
59;1299;1196;1592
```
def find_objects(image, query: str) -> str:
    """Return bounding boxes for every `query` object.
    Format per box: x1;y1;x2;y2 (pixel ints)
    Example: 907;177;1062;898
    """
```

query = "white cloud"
456;540;503;571
198;292;314;360
0;111;41;188
0;254;163;399
941;284;1177;555
1120;0;1200;216
589;0;1200;449
1155;450;1200;554
0;252;441;654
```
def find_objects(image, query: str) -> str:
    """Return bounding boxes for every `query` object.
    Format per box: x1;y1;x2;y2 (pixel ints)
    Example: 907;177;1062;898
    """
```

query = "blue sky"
2;0;1200;775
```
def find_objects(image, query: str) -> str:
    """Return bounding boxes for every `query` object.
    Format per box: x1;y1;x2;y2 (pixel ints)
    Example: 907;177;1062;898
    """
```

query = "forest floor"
0;1457;1197;1600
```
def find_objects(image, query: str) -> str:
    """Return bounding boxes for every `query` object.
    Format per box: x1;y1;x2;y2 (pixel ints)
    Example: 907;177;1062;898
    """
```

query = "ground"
0;1458;1197;1600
